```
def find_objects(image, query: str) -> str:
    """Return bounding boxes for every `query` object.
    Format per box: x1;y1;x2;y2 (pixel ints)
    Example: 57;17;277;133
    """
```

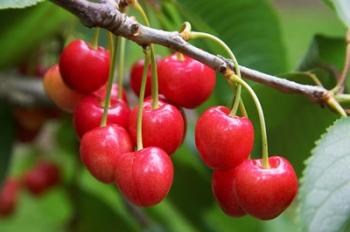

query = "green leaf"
324;0;350;27
299;118;350;232
298;35;345;74
0;100;15;186
0;0;44;9
0;2;73;69
175;0;288;74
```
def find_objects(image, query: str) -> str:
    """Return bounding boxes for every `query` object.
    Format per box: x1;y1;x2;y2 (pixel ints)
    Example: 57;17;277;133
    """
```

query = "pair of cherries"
44;39;216;206
0;161;60;217
195;106;298;220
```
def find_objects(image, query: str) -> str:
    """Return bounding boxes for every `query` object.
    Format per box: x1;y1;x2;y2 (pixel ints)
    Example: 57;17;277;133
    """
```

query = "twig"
49;0;329;104
0;73;52;107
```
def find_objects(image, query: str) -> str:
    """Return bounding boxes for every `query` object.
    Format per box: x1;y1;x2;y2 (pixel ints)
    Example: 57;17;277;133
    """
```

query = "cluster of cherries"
0;161;60;218
43;37;298;219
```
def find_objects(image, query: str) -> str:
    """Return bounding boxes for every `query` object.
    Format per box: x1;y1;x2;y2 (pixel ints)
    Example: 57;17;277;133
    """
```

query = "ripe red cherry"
73;84;130;138
234;156;298;220
128;98;185;154
212;169;246;217
59;39;110;94
80;124;133;183
195;106;254;169
94;84;128;103
115;147;174;207
0;178;19;217
158;53;216;108
43;64;84;113
130;59;153;97
23;161;60;196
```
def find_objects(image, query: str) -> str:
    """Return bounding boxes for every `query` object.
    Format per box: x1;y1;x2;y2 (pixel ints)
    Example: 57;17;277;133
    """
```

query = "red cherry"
234;156;298;220
130;59;153;97
128;99;185;154
195;106;254;169
80;124;133;183
73;84;130;138
115;147;174;207
158;53;216;108
43;64;84;113
23;161;60;196
94;84;128;103
59;40;110;94
0;178;19;217
212;169;246;217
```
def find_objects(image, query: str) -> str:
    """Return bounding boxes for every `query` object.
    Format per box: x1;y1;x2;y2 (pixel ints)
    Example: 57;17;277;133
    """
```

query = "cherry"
195;106;254;169
114;147;174;207
59;39;110;94
0;178;19;217
130;59;153;97
158;53;216;108
234;156;298;220
80;124;133;183
23;161;60;196
73;84;130;138
128;98;185;154
43;64;84;113
94;84;128;103
212;169;246;217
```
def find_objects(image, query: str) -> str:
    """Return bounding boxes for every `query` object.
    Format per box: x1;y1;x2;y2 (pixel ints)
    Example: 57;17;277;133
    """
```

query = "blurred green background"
0;0;347;231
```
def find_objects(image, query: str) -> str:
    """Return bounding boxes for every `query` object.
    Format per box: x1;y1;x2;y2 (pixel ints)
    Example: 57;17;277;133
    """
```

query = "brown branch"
0;73;52;107
50;0;328;104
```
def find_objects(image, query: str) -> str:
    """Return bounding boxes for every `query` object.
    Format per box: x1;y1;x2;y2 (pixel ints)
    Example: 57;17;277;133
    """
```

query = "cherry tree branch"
0;73;51;107
50;0;328;104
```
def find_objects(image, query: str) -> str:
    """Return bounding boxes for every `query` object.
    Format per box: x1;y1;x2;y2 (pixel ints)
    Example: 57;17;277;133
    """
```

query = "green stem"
232;75;270;168
136;49;151;150
327;97;347;117
239;99;247;117
335;94;350;103
91;27;100;49
132;1;159;109
100;32;116;127
189;31;242;116
116;37;126;100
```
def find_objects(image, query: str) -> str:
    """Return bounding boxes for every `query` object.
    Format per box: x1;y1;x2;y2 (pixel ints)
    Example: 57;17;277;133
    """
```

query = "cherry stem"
327;97;347;117
335;94;350;103
91;27;100;49
332;29;350;94
116;36;126;100
231;75;270;168
189;31;243;116
100;32;116;127
136;48;151;150
132;1;159;109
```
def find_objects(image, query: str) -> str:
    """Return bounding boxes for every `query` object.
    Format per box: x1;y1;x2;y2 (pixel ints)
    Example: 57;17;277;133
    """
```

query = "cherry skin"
59;39;110;94
0;178;19;217
234;156;298;220
195;106;254;169
114;147;174;207
128;98;185;154
23;161;61;196
212;169;246;217
94;83;128;103
130;59;153;97
43;64;84;113
158;53;216;108
73;84;130;138
80;124;133;183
